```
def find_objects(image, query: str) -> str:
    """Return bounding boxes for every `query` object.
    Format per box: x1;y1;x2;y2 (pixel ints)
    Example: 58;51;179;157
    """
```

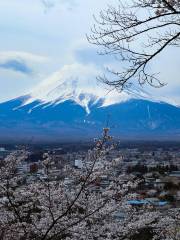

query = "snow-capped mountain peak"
22;63;151;113
0;63;179;142
21;62;180;113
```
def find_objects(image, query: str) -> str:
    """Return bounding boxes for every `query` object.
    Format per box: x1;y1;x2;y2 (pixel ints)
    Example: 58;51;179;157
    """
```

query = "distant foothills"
0;95;180;143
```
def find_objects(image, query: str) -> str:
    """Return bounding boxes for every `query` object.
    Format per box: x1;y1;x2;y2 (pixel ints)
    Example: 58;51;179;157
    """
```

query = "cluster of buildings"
1;145;180;209
116;147;180;208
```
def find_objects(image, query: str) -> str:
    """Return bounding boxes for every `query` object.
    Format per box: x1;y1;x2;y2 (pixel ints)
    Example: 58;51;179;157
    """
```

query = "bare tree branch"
88;0;180;90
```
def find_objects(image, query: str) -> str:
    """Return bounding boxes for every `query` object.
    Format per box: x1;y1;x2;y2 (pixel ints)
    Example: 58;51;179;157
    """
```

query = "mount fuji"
0;64;180;143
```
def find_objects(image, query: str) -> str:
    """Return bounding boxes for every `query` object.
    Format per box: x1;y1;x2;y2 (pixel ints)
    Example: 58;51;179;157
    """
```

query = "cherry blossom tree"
0;129;134;239
0;129;179;239
88;0;180;90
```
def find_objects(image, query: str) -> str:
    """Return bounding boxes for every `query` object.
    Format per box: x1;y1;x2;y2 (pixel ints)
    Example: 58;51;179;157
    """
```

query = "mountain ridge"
0;68;179;142
0;95;179;143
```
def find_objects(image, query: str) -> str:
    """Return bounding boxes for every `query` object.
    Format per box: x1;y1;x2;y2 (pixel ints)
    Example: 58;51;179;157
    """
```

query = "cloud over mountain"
0;60;32;74
0;51;48;75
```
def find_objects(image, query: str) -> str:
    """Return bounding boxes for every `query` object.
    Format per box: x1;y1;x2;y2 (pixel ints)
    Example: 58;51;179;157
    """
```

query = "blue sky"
0;0;179;105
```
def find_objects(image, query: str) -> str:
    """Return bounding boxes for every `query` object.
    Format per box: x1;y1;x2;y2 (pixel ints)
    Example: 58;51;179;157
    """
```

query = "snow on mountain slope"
0;96;179;142
22;63;151;113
